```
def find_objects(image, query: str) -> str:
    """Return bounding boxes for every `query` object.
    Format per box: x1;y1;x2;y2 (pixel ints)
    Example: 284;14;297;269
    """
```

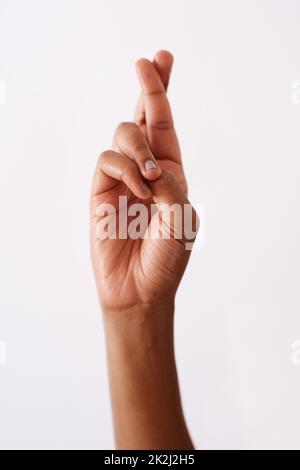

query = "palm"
92;172;190;310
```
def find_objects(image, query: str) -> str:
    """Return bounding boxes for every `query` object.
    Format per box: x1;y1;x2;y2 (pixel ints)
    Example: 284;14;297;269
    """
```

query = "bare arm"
104;304;193;450
90;51;197;450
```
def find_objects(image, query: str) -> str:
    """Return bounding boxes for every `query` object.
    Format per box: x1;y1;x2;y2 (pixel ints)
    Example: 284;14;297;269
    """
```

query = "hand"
90;51;198;313
90;51;196;450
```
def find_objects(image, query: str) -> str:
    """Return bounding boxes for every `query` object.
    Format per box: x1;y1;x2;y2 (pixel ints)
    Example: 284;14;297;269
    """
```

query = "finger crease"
145;90;165;97
149;121;174;130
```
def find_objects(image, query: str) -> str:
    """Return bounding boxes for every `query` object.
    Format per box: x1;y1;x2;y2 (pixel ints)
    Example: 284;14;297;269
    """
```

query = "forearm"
103;302;194;450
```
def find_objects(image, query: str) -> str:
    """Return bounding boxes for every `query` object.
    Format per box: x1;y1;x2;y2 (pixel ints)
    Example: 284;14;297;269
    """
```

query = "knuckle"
98;150;111;165
149;119;173;130
117;121;137;132
133;143;149;154
145;90;164;97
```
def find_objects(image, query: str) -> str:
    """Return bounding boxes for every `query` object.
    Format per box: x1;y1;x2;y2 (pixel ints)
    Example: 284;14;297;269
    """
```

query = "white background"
0;0;300;450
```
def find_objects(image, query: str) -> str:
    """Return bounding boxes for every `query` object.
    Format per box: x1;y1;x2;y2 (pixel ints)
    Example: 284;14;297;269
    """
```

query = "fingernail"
145;160;158;172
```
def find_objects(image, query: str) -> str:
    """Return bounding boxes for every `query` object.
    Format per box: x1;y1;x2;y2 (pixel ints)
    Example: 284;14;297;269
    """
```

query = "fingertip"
142;168;162;182
154;50;174;66
142;159;162;181
135;58;152;88
135;58;152;73
153;51;174;90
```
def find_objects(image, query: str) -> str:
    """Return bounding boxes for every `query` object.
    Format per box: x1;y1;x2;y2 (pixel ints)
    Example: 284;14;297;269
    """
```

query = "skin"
90;51;198;450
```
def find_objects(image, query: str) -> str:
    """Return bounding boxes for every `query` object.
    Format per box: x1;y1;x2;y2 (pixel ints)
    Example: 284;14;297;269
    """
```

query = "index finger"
135;58;181;163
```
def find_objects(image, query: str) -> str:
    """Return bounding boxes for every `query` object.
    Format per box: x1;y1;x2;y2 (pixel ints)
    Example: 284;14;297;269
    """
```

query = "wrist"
102;300;175;351
102;299;175;327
